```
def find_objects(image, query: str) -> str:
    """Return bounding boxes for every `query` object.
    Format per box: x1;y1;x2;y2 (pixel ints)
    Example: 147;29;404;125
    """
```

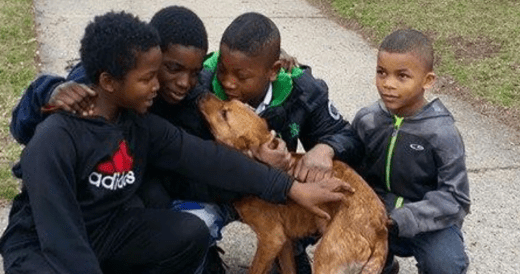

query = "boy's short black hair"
221;12;281;65
150;6;208;52
379;29;434;71
80;11;160;83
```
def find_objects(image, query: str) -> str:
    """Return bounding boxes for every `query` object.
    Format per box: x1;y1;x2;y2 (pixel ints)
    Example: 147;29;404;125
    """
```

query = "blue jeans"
171;200;237;246
384;225;469;274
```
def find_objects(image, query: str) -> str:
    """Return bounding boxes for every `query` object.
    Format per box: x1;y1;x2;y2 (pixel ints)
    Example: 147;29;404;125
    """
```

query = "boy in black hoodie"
7;7;299;272
0;11;349;274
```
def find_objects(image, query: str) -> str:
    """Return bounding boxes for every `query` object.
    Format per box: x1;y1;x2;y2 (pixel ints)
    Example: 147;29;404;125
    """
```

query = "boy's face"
158;44;206;104
376;50;435;117
114;46;162;114
217;44;279;107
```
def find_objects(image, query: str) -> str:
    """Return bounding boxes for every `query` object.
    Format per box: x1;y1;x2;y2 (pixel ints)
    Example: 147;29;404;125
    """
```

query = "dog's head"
198;92;273;151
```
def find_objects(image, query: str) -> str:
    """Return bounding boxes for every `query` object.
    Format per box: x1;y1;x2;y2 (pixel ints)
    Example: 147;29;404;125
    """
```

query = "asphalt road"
1;0;520;273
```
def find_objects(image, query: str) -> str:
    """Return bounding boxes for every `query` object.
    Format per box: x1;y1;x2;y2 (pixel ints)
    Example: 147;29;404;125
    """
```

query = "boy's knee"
413;226;469;274
418;250;469;274
2;243;54;273
171;201;229;244
176;212;212;248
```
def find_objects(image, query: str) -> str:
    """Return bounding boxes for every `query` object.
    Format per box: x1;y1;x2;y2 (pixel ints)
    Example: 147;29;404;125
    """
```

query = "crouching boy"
352;29;471;274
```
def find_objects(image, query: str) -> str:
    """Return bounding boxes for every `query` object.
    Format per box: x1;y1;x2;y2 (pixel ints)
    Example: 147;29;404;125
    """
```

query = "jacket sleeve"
21;118;103;273
146;116;294;203
390;130;471;238
10;63;89;145
297;72;364;165
10;74;66;145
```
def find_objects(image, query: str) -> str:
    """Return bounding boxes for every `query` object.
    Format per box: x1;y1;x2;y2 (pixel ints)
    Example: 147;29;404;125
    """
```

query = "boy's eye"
398;73;410;79
217;63;225;72
191;70;201;79
376;69;386;76
140;74;154;82
165;63;181;73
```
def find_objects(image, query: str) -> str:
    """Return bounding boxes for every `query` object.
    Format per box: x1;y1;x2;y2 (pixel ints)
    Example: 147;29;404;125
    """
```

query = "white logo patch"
328;101;341;120
89;171;135;190
410;144;424;151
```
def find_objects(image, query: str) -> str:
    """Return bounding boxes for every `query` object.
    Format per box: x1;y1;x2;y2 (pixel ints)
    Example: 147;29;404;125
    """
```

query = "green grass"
0;0;37;201
328;0;520;109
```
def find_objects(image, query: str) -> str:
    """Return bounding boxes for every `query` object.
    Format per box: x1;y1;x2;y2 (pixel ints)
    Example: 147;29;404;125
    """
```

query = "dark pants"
3;208;210;274
383;225;469;274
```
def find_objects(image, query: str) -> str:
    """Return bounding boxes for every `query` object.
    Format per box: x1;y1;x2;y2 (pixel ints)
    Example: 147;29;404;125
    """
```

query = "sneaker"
203;245;227;274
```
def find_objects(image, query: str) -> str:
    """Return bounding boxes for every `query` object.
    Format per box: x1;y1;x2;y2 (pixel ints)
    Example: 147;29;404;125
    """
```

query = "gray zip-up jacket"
352;99;471;238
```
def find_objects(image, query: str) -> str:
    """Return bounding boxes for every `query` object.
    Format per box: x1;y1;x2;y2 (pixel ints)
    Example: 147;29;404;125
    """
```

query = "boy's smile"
376;51;435;117
217;44;277;108
158;44;206;104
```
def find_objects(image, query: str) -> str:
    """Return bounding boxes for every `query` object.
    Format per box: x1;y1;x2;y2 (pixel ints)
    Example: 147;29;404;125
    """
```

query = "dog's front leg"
248;227;287;274
278;240;297;274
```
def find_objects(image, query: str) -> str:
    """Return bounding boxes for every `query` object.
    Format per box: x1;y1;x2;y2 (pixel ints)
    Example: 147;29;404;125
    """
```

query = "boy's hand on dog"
43;81;97;116
293;143;334;182
250;132;292;171
288;178;354;220
279;48;299;72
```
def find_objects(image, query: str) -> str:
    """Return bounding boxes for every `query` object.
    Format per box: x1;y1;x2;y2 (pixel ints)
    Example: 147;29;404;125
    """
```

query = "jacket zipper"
385;115;404;192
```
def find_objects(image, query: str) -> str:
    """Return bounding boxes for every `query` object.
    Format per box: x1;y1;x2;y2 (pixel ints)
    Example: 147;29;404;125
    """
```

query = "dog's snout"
197;91;212;107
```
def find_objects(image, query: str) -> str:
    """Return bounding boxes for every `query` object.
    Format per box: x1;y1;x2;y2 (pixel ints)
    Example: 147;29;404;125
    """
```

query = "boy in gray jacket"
352;29;471;274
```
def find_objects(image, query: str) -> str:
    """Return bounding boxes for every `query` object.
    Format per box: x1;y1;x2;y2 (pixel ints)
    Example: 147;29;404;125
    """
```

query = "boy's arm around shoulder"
295;67;364;165
10;63;89;145
20;115;103;273
391;125;471;238
144;114;293;203
11;74;66;145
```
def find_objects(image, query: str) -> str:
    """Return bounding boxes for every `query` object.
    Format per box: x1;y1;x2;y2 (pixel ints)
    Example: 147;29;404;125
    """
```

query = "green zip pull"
385;115;404;191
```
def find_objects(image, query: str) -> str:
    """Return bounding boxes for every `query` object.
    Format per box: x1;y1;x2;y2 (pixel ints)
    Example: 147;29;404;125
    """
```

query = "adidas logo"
89;141;136;190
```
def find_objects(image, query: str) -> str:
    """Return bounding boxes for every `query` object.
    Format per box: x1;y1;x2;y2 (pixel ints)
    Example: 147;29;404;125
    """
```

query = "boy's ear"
423;71;436;90
268;60;282;82
99;72;119;93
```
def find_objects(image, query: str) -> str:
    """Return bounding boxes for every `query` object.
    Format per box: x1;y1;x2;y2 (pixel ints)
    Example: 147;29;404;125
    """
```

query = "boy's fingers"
307;169;318;182
310;207;331;221
336;181;355;193
292;160;301;179
326;170;334;179
275;138;287;151
314;171;325;182
320;177;354;193
334;192;348;203
294;160;309;182
78;83;97;96
245;149;255;159
297;168;309;182
55;100;72;113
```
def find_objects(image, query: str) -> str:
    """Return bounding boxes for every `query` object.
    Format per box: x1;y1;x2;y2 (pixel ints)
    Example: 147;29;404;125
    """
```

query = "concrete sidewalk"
1;0;519;273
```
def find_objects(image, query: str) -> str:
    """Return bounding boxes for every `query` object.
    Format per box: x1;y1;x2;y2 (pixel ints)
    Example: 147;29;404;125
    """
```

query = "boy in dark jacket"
201;12;363;177
0;11;350;274
198;12;364;272
352;29;471;274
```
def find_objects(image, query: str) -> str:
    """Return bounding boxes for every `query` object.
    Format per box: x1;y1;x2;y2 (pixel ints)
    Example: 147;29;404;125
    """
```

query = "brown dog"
198;92;388;274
